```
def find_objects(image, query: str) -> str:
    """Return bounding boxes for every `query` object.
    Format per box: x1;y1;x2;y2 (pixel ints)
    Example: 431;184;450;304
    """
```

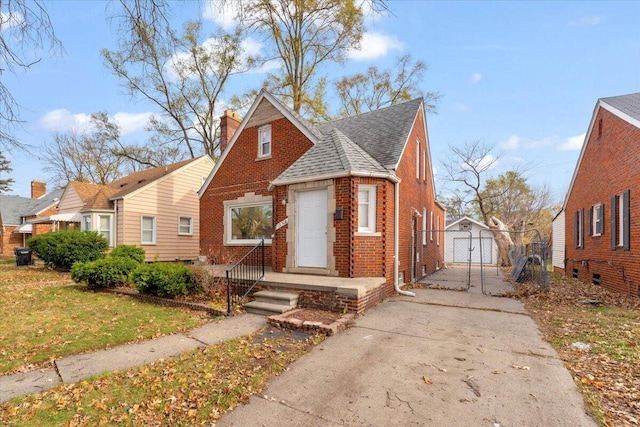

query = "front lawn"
0;263;210;374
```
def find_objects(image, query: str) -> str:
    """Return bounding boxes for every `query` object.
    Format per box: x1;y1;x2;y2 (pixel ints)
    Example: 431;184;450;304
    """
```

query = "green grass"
1;330;322;426
0;264;209;374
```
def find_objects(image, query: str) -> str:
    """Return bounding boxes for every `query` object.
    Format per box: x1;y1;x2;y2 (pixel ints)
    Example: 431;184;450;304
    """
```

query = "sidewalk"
0;314;266;403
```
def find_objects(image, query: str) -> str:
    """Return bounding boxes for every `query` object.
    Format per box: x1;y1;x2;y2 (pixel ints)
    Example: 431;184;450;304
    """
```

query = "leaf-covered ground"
508;273;640;427
1;328;322;426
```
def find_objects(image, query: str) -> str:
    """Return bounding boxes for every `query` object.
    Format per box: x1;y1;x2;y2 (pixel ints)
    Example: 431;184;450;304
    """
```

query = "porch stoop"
244;290;300;316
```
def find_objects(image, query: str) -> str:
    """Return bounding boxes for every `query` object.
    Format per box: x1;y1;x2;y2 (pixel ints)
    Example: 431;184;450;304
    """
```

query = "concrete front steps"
244;290;300;316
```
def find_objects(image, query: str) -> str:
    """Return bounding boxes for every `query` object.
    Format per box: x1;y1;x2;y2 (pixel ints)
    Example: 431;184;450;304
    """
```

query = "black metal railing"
226;239;265;316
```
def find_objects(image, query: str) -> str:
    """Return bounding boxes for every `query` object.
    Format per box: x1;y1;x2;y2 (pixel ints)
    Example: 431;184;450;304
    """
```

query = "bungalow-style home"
37;156;214;262
563;92;640;297
199;90;445;312
0;181;62;258
444;216;498;265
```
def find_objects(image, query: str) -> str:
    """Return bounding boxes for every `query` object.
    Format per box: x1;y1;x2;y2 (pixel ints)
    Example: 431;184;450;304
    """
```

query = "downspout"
394;180;415;297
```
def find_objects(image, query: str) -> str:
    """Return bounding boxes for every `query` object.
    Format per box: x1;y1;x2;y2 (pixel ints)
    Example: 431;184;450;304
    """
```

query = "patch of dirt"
282;308;340;325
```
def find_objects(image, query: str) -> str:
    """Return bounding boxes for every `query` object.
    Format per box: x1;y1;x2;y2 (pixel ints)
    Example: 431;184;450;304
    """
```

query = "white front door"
297;189;327;268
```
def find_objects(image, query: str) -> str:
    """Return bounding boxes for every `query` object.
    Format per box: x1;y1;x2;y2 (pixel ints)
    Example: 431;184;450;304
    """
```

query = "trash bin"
14;247;32;266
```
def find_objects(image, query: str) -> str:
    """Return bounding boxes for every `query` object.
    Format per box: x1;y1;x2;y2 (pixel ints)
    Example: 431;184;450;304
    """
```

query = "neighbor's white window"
141;216;156;245
358;185;376;233
82;214;91;231
98;215;111;245
416;138;420;179
430;211;434;241
592;203;603;236
178;216;193;235
258;124;271;158
422;207;427;245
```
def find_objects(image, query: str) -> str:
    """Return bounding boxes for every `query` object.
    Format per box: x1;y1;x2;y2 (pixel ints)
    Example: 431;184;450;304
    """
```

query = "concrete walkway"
0;314;267;403
218;267;596;427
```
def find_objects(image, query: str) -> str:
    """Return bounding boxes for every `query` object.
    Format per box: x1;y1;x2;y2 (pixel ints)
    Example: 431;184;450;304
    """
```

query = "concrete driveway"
218;271;595;427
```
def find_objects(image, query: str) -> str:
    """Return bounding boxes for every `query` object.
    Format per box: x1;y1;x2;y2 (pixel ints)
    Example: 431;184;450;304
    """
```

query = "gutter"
394;179;415;297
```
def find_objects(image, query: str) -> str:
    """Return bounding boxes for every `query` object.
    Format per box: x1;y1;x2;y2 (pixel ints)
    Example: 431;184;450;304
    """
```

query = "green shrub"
109;245;146;263
71;257;139;289
27;230;108;270
131;263;200;298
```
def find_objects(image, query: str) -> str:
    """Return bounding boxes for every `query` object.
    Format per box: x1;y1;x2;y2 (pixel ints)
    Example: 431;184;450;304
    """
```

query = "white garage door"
453;237;493;264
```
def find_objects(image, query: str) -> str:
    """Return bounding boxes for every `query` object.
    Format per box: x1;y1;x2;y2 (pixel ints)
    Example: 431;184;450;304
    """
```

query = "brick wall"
565;106;640;296
200;116;314;265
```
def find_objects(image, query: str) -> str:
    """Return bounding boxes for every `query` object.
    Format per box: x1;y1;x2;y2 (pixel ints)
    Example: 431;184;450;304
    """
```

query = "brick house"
0;181;62;258
199;90;445;311
563;92;640;296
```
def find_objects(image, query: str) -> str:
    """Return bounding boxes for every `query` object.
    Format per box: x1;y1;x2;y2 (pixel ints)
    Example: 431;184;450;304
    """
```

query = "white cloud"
569;16;601;27
203;0;239;30
500;134;555;150
462;154;498;172
38;109;92;132
38;109;152;135
559;133;585;151
471;73;482;84
112;112;153;135
241;38;281;73
0;12;24;31
450;103;469;112
347;32;403;61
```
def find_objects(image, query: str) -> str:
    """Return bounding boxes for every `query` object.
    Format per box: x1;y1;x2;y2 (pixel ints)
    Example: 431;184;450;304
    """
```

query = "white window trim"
618;195;624;247
577;209;583;248
430;211;434;241
422;149;427;181
141;215;156;245
358;185;377;233
224;198;273;246
97;214;112;246
258;124;271;158
422;207;427;245
178;216;193;236
82;214;91;231
592;203;602;236
437;215;441;246
416;138;420;179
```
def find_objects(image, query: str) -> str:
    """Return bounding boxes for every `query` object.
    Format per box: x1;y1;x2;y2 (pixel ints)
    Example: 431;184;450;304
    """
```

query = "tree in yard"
103;0;249;160
0;152;15;193
334;54;440;118
228;0;384;118
441;140;550;266
1;0;61;150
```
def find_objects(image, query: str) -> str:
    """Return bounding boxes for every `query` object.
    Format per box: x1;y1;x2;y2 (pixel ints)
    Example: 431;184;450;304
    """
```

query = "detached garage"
445;216;498;265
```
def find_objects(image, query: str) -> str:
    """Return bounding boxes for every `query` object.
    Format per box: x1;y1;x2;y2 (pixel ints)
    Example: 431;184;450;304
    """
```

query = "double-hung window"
258;125;271;158
591;203;603;236
611;190;630;250
358;185;376;233
98;215;111;245
422;207;427;245
415;138;420;179
178;216;193;235
141;216;156;245
575;208;584;249
82;215;91;231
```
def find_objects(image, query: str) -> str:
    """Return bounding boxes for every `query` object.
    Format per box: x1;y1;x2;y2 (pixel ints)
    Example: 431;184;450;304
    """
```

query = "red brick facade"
564;106;640;297
200;94;445;310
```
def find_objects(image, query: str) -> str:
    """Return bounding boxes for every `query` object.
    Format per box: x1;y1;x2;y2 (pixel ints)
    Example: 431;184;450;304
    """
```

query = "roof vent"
137;179;146;184
120;183;128;188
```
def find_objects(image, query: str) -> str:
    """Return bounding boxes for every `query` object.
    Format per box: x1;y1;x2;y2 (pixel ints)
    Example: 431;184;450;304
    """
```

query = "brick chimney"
219;110;241;154
31;180;46;199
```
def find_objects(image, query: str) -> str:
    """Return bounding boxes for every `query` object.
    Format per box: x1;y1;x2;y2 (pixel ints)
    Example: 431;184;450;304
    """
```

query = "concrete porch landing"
205;265;386;299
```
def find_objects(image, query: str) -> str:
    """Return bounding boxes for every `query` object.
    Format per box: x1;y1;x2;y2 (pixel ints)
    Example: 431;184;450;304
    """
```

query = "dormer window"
258;125;271;158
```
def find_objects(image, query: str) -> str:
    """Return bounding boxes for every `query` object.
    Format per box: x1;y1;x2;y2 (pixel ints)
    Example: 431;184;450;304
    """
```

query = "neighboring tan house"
43;156;214;262
199;90;445;311
563;92;640;297
0;181;61;259
444;216;498;265
551;209;565;273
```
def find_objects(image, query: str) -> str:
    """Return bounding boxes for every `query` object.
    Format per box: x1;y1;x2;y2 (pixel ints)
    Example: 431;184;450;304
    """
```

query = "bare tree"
103;0;248;160
231;0;384;116
334;54;440;117
1;0;61;149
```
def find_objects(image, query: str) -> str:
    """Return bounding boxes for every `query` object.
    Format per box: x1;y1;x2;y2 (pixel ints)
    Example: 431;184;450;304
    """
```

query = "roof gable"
0;195;42;225
445;216;489;230
563;92;640;208
199;90;321;198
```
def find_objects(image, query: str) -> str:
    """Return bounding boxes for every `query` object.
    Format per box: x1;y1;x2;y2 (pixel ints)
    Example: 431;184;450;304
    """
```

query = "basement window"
572;268;579;279
592;273;601;286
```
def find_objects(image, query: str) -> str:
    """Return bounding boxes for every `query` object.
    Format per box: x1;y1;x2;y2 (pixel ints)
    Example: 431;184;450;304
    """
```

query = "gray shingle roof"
601;92;640;122
317;98;423;169
272;128;390;185
0;196;42;226
23;188;64;216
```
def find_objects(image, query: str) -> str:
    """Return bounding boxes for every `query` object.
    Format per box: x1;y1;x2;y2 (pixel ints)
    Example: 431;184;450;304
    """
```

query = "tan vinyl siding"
119;158;212;262
57;187;85;213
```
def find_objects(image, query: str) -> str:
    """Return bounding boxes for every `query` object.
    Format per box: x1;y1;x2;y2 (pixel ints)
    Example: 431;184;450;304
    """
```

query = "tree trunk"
487;216;514;267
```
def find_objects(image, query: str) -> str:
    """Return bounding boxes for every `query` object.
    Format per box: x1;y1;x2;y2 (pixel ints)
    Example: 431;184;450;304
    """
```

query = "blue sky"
3;1;640;203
